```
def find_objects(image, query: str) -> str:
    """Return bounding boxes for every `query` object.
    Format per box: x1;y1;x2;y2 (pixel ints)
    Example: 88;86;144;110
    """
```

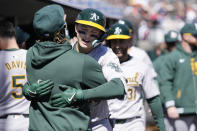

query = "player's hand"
167;106;179;119
50;85;84;108
23;80;54;100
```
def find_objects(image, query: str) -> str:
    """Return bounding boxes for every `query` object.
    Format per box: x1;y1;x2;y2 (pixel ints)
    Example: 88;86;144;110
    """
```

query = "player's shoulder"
129;46;147;55
127;56;148;69
19;49;27;53
105;47;117;58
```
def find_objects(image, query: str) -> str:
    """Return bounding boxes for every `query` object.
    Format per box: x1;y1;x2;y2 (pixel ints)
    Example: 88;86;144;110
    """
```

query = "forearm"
82;78;125;100
147;95;166;131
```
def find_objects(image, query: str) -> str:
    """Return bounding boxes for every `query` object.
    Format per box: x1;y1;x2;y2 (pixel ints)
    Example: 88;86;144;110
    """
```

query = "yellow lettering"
21;61;23;68
16;61;20;68
12;61;16;68
5;63;11;70
23;62;26;70
127;73;139;87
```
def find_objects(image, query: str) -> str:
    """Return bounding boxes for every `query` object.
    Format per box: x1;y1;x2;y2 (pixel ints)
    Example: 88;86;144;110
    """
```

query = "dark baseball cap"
180;23;197;35
33;4;65;35
164;30;179;43
15;26;30;45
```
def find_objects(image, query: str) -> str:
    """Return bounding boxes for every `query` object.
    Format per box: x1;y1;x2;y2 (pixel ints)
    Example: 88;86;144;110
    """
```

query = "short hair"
0;20;15;38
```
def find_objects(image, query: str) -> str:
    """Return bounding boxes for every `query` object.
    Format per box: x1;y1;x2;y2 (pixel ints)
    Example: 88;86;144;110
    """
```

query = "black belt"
0;114;29;119
114;116;141;124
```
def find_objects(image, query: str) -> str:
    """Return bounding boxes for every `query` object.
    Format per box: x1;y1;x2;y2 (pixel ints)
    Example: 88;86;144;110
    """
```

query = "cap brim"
106;35;131;40
75;20;105;32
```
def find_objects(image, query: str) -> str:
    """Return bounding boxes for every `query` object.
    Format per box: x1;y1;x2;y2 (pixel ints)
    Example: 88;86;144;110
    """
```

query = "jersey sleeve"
159;54;176;108
82;55;124;100
82;56;107;88
142;65;160;99
99;48;127;86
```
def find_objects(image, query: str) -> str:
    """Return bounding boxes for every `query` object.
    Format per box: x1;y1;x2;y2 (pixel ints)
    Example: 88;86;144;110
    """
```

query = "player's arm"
81;55;125;99
159;54;176;109
22;80;54;101
147;95;166;131
143;64;165;131
50;56;125;107
160;54;179;119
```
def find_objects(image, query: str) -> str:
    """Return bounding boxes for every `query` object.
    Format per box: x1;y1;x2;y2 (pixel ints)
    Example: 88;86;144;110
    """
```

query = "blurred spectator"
160;23;197;131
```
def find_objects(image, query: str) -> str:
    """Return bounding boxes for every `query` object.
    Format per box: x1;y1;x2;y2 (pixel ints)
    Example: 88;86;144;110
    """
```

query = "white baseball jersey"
128;46;157;78
128;46;153;67
88;44;126;122
0;49;30;117
108;56;160;119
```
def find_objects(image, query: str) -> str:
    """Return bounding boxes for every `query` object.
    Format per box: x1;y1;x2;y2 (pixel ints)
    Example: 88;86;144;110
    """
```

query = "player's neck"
0;38;19;50
76;43;92;54
119;54;130;63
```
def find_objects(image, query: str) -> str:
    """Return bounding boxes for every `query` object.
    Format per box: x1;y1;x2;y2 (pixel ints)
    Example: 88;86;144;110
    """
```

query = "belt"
114;116;141;124
0;114;29;119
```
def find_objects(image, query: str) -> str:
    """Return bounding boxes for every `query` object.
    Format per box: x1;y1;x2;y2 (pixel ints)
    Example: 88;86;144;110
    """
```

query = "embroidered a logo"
114;27;122;35
90;13;99;21
107;62;122;72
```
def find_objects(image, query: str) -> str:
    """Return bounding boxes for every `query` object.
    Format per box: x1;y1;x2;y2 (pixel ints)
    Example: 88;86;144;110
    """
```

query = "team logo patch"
107;62;122;72
114;27;122;35
170;31;177;38
179;58;185;63
90;13;99;21
118;20;125;25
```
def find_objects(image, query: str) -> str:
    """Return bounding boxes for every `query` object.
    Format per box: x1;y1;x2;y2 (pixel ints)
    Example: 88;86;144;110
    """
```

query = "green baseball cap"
33;4;65;35
164;30;179;43
180;23;197;35
118;19;133;33
75;8;106;32
15;26;30;45
106;23;131;40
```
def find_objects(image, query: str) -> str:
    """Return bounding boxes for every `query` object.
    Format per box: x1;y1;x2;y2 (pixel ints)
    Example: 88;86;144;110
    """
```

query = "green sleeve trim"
83;78;124;100
147;95;166;131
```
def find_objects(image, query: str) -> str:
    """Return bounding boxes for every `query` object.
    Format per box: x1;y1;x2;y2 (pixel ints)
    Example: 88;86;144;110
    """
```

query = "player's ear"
75;24;78;34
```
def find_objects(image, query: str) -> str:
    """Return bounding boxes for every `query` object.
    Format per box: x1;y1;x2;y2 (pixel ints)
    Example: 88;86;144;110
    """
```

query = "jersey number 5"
11;75;26;99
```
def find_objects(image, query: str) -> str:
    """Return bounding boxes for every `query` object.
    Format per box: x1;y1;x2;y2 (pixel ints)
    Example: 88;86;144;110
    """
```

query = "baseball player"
118;19;154;67
0;20;30;131
160;23;197;131
52;8;126;131
153;30;179;90
22;5;124;131
106;23;165;131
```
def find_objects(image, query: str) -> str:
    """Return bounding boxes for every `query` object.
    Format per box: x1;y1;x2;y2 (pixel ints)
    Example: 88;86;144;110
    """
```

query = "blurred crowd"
105;0;197;61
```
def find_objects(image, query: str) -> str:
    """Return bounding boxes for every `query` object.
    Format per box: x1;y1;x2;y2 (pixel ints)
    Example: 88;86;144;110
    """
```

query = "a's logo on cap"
118;20;125;25
114;27;122;35
170;31;177;38
90;13;99;21
195;23;197;30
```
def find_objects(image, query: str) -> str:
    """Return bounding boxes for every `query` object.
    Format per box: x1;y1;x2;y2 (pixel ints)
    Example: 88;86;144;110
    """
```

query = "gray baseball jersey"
89;45;126;123
108;57;160;119
0;49;30;116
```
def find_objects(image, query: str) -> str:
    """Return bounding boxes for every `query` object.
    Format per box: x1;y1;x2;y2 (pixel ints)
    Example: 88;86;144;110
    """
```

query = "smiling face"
75;24;102;53
110;39;131;62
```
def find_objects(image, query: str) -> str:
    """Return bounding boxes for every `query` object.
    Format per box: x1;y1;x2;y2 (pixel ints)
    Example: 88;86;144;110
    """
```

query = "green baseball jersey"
160;43;197;114
26;41;107;131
